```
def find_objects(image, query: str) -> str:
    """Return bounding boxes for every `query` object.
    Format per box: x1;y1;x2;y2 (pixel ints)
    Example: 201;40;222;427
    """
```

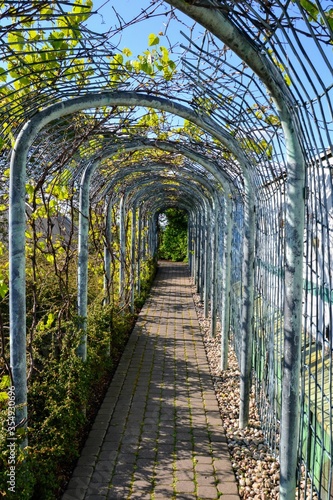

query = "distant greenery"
159;208;188;262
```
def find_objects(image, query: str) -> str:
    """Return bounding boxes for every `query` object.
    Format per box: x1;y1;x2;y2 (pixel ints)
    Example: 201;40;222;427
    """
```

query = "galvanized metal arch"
163;3;306;495
105;171;212;308
101;145;233;344
93;139;243;368
75;140;222;358
103;163;220;203
128;181;221;331
9;90;255;439
102;167;218;330
77;143;226;356
84;139;234;360
127;181;209;213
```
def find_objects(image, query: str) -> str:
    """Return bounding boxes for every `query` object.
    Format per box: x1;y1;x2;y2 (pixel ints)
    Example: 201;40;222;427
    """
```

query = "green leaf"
168;60;176;71
0;392;9;402
0;67;7;82
122;47;132;57
45;312;55;329
160;46;169;62
284;73;292;86
8;31;25;51
0;375;10;390
148;33;160;46
300;0;319;21
0;279;8;298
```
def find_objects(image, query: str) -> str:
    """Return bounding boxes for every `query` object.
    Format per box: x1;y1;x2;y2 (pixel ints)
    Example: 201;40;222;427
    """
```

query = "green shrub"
159;209;188;262
0;255;156;499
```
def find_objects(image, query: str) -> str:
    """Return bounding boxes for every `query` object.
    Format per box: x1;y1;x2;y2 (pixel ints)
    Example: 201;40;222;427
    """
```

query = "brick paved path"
63;262;239;499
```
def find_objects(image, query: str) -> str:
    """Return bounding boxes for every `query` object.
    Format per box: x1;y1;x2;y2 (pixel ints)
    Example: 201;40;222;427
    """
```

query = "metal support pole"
279;115;305;500
221;196;233;370
104;198;113;305
239;186;256;429
210;203;219;336
119;194;126;308
188;215;193;273
195;212;201;290
200;213;205;300
9;130;28;436
130;206;137;313
203;209;210;313
136;206;142;296
77;161;98;361
142;216;147;262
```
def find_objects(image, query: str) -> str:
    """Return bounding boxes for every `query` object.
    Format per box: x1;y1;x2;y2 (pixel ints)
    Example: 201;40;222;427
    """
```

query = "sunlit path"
62;261;239;500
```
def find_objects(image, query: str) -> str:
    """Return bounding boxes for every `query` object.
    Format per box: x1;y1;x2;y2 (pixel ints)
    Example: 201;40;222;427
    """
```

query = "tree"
159;208;188;261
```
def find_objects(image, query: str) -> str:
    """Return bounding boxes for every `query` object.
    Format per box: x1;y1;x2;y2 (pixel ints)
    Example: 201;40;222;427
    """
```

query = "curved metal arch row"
76;136;236;349
85;137;240;201
127;180;210;214
85;158;229;371
97;161;219;210
119;168;217;210
87;142;231;341
112;179;209;314
129;180;213;299
84;134;254;371
163;4;307;495
9;90;256;448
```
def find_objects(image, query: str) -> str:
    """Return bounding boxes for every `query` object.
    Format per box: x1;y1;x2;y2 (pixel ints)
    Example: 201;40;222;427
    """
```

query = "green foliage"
267;49;292;86
0;193;156;499
297;0;333;31
2;0;94;94
159;209;188;262
109;33;177;85
134;258;158;310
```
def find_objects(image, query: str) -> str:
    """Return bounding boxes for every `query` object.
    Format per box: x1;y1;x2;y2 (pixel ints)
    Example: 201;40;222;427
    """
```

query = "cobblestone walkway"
63;261;239;499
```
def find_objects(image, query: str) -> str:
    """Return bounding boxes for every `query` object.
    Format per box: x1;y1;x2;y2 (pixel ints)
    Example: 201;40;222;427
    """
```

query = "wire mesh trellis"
175;0;333;497
1;0;333;498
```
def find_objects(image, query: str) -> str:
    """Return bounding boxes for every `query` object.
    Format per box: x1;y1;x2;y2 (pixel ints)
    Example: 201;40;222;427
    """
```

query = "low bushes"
0;257;157;499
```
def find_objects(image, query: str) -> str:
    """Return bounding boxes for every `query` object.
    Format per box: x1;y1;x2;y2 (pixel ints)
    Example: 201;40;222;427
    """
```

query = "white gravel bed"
191;286;315;500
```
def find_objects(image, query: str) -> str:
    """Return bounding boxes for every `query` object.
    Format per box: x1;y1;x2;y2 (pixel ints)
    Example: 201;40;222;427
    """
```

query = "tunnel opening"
158;208;188;262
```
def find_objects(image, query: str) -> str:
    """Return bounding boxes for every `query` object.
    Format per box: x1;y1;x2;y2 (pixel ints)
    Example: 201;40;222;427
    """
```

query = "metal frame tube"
77;161;100;361
8;89;250;440
119;194;126;307
104;197;113;305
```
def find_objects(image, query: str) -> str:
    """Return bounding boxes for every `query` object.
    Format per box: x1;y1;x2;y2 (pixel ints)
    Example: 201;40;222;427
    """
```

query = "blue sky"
86;0;191;55
85;0;333;148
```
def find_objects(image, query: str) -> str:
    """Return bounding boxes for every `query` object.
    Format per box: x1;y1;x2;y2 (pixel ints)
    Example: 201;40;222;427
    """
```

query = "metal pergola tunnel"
0;1;333;499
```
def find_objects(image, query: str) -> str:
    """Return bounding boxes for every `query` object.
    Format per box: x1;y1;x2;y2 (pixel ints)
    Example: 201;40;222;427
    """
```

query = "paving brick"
175;480;196;494
62;490;86;500
153;483;175;497
175;469;195;482
71;465;93;478
97;448;118;461
107;485;131;499
175;458;194;471
197;484;220;499
76;455;97;467
216;480;240;495
85;483;109;497
62;263;239;500
130;493;151;500
66;476;91;490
